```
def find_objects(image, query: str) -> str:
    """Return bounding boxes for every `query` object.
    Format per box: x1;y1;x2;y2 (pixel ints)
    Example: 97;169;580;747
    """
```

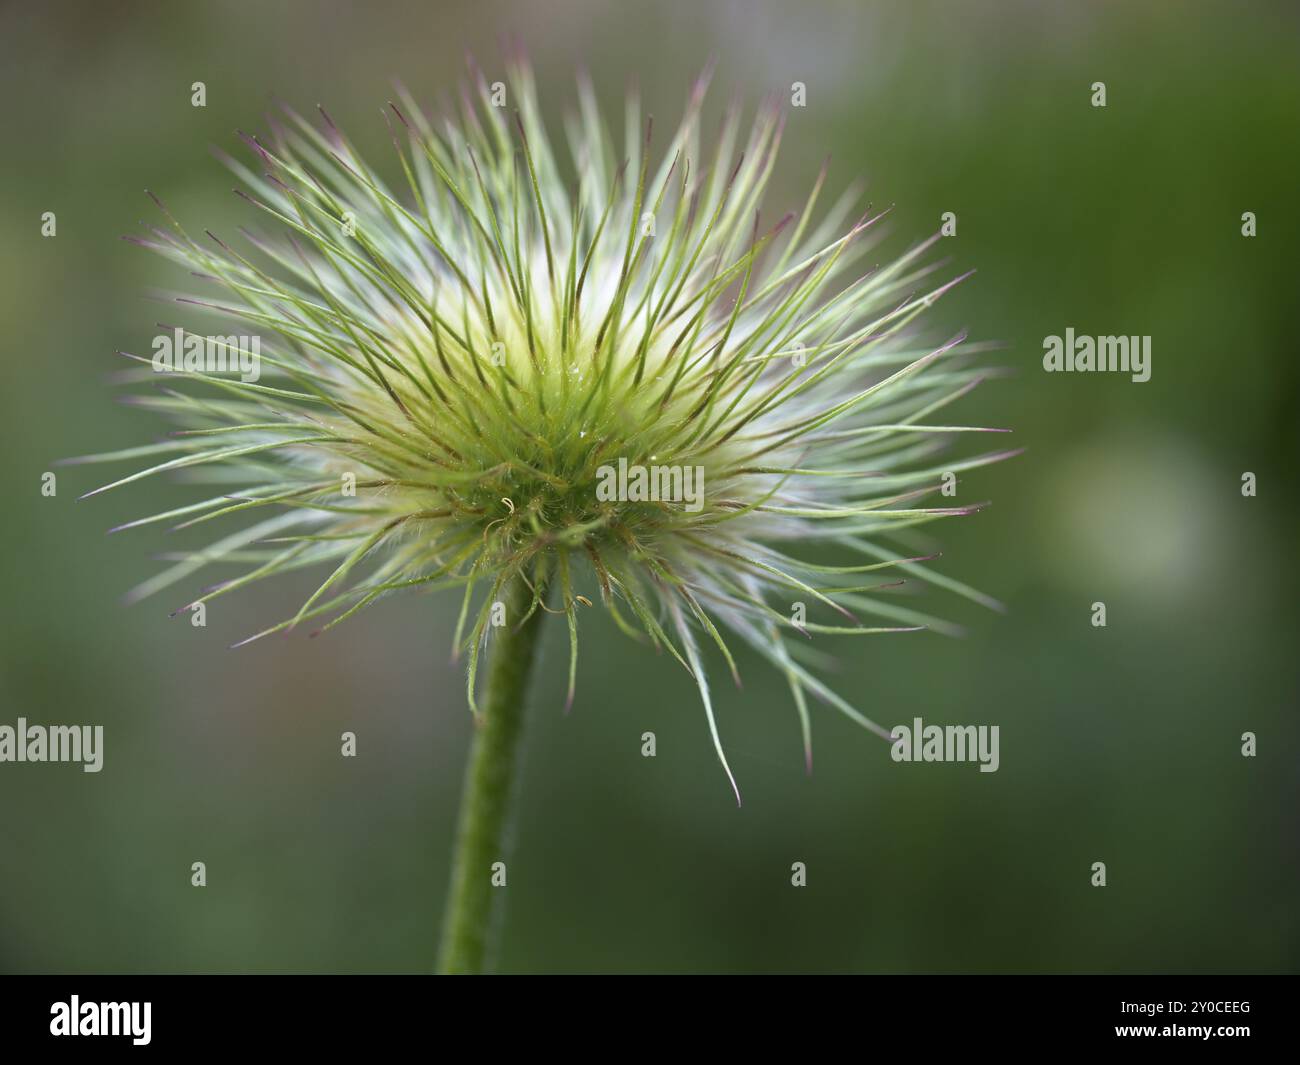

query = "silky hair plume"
73;57;1015;803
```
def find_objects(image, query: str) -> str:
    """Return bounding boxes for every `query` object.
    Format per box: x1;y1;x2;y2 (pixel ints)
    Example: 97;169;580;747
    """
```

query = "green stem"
437;578;547;974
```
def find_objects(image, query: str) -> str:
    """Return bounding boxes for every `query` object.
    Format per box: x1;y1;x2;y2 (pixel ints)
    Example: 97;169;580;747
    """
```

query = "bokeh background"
1;0;1296;973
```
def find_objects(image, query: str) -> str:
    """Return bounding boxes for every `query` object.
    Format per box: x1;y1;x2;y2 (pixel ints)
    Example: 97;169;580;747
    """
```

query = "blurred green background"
2;0;1296;973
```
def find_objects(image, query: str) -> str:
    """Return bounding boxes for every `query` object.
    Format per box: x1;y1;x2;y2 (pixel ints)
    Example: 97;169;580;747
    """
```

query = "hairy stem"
437;578;547;974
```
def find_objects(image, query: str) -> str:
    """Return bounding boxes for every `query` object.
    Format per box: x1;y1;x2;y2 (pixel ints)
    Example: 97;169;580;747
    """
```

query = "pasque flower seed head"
77;58;1014;802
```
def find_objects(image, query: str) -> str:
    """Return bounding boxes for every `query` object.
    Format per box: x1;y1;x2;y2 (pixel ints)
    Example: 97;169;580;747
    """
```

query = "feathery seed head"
80;57;1013;801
